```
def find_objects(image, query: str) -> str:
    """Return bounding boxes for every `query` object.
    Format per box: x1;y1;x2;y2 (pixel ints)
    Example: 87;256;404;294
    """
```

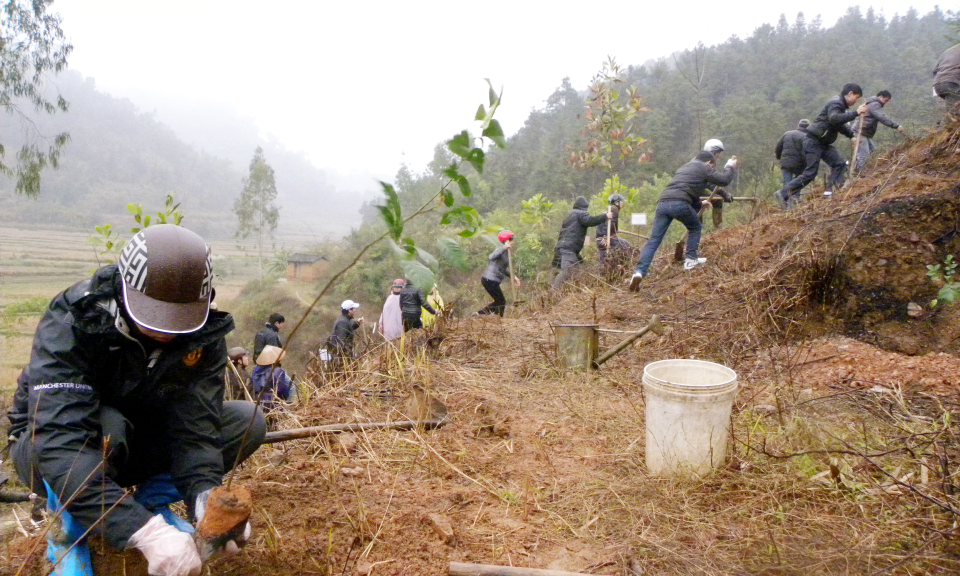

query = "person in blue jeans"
629;151;737;291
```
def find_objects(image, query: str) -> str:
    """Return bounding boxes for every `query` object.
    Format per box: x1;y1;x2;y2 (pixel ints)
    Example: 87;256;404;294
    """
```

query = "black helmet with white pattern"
118;224;213;334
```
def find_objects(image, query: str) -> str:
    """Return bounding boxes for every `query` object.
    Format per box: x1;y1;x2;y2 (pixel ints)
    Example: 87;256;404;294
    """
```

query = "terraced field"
0;226;268;393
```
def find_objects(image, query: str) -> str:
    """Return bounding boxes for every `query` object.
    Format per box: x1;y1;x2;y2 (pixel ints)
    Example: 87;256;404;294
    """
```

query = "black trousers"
402;315;423;331
11;400;266;495
781;136;847;196
935;81;960;106
477;277;506;316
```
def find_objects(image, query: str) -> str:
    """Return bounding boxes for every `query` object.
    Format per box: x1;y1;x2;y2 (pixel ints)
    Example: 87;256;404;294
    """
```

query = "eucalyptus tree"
234;146;280;281
0;0;72;196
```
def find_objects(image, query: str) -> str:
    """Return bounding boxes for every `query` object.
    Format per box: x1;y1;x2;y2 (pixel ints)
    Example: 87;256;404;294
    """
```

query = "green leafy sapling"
89;193;184;266
274;82;507;355
927;254;960;308
520;194;554;228
379;80;505;291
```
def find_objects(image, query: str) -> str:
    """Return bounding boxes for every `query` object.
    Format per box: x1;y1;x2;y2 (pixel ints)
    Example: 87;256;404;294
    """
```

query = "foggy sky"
55;1;943;187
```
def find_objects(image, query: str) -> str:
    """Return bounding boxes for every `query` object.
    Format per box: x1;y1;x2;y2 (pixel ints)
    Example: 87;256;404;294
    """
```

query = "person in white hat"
328;299;364;365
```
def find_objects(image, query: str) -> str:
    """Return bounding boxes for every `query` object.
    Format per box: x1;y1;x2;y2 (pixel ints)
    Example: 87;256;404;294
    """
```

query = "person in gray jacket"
934;44;960;107
852;91;905;171
551;196;611;288
629;151;737;291
477;230;521;316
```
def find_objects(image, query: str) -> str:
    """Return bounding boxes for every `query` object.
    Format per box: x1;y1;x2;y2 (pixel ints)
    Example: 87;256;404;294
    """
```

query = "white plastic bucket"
642;359;738;476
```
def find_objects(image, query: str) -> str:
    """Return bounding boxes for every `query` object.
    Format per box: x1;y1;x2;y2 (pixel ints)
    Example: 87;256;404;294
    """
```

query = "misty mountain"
0;71;363;239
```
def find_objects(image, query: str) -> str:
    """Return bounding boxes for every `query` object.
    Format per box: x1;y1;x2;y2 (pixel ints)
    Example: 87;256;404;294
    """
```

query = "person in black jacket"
629;151;737;291
328;300;364;362
552;196;612;288
777;84;868;205
253;312;284;361
399;281;437;330
774;119;810;204
7;225;266;575
852;91;904;171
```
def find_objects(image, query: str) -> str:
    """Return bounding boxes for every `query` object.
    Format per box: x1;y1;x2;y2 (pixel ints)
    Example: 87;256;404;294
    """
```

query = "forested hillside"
0;71;357;238
375;7;953;218
336;7;958;309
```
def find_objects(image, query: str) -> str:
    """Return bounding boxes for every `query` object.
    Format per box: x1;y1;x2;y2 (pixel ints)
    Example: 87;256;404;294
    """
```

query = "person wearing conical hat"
251;345;292;415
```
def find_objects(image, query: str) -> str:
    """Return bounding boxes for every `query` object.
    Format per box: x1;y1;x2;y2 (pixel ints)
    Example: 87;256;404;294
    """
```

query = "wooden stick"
696;196;758;201
507;246;518;304
261;418;447;444
593;314;664;368
227;361;255;402
851;118;864;175
617;230;649;240
449;563;594;576
605;204;612;249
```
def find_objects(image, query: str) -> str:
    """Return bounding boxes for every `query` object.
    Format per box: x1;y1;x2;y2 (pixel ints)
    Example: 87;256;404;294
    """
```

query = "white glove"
128;515;202;576
195;488;250;560
724;158;738;170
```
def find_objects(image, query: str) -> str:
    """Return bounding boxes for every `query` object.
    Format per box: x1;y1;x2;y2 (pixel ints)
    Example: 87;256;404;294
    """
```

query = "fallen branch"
262;418;446;444
449;562;596;576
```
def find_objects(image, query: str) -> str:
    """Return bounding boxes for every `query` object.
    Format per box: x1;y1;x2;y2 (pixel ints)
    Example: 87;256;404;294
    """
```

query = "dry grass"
196;291;960;576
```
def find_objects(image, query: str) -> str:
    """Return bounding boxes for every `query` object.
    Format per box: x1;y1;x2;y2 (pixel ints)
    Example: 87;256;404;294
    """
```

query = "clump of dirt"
197;485;252;538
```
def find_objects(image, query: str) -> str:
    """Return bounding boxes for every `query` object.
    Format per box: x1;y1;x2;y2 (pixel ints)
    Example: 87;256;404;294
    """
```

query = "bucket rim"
643;359;737;389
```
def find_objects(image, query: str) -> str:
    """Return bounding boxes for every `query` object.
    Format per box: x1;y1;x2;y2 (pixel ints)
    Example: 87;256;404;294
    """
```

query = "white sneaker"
822;190;833;198
628;272;644;292
683;257;707;271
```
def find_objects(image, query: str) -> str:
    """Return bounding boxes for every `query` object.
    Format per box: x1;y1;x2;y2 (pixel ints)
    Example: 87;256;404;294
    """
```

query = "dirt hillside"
5;121;960;575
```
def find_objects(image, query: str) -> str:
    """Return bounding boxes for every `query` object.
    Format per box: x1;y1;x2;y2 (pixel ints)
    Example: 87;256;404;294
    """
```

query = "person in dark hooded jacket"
253;313;284;361
551;196;611;288
7;225;266;575
774;119;810;194
777;84;868;205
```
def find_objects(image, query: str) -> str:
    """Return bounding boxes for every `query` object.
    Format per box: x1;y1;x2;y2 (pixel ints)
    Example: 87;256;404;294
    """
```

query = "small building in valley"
286;253;328;281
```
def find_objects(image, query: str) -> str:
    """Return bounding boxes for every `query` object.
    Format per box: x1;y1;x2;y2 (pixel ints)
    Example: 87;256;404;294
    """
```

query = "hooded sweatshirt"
554;197;608;255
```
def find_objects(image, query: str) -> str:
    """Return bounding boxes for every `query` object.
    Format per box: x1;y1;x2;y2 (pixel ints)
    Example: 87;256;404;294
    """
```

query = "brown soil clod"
196;485;252;538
